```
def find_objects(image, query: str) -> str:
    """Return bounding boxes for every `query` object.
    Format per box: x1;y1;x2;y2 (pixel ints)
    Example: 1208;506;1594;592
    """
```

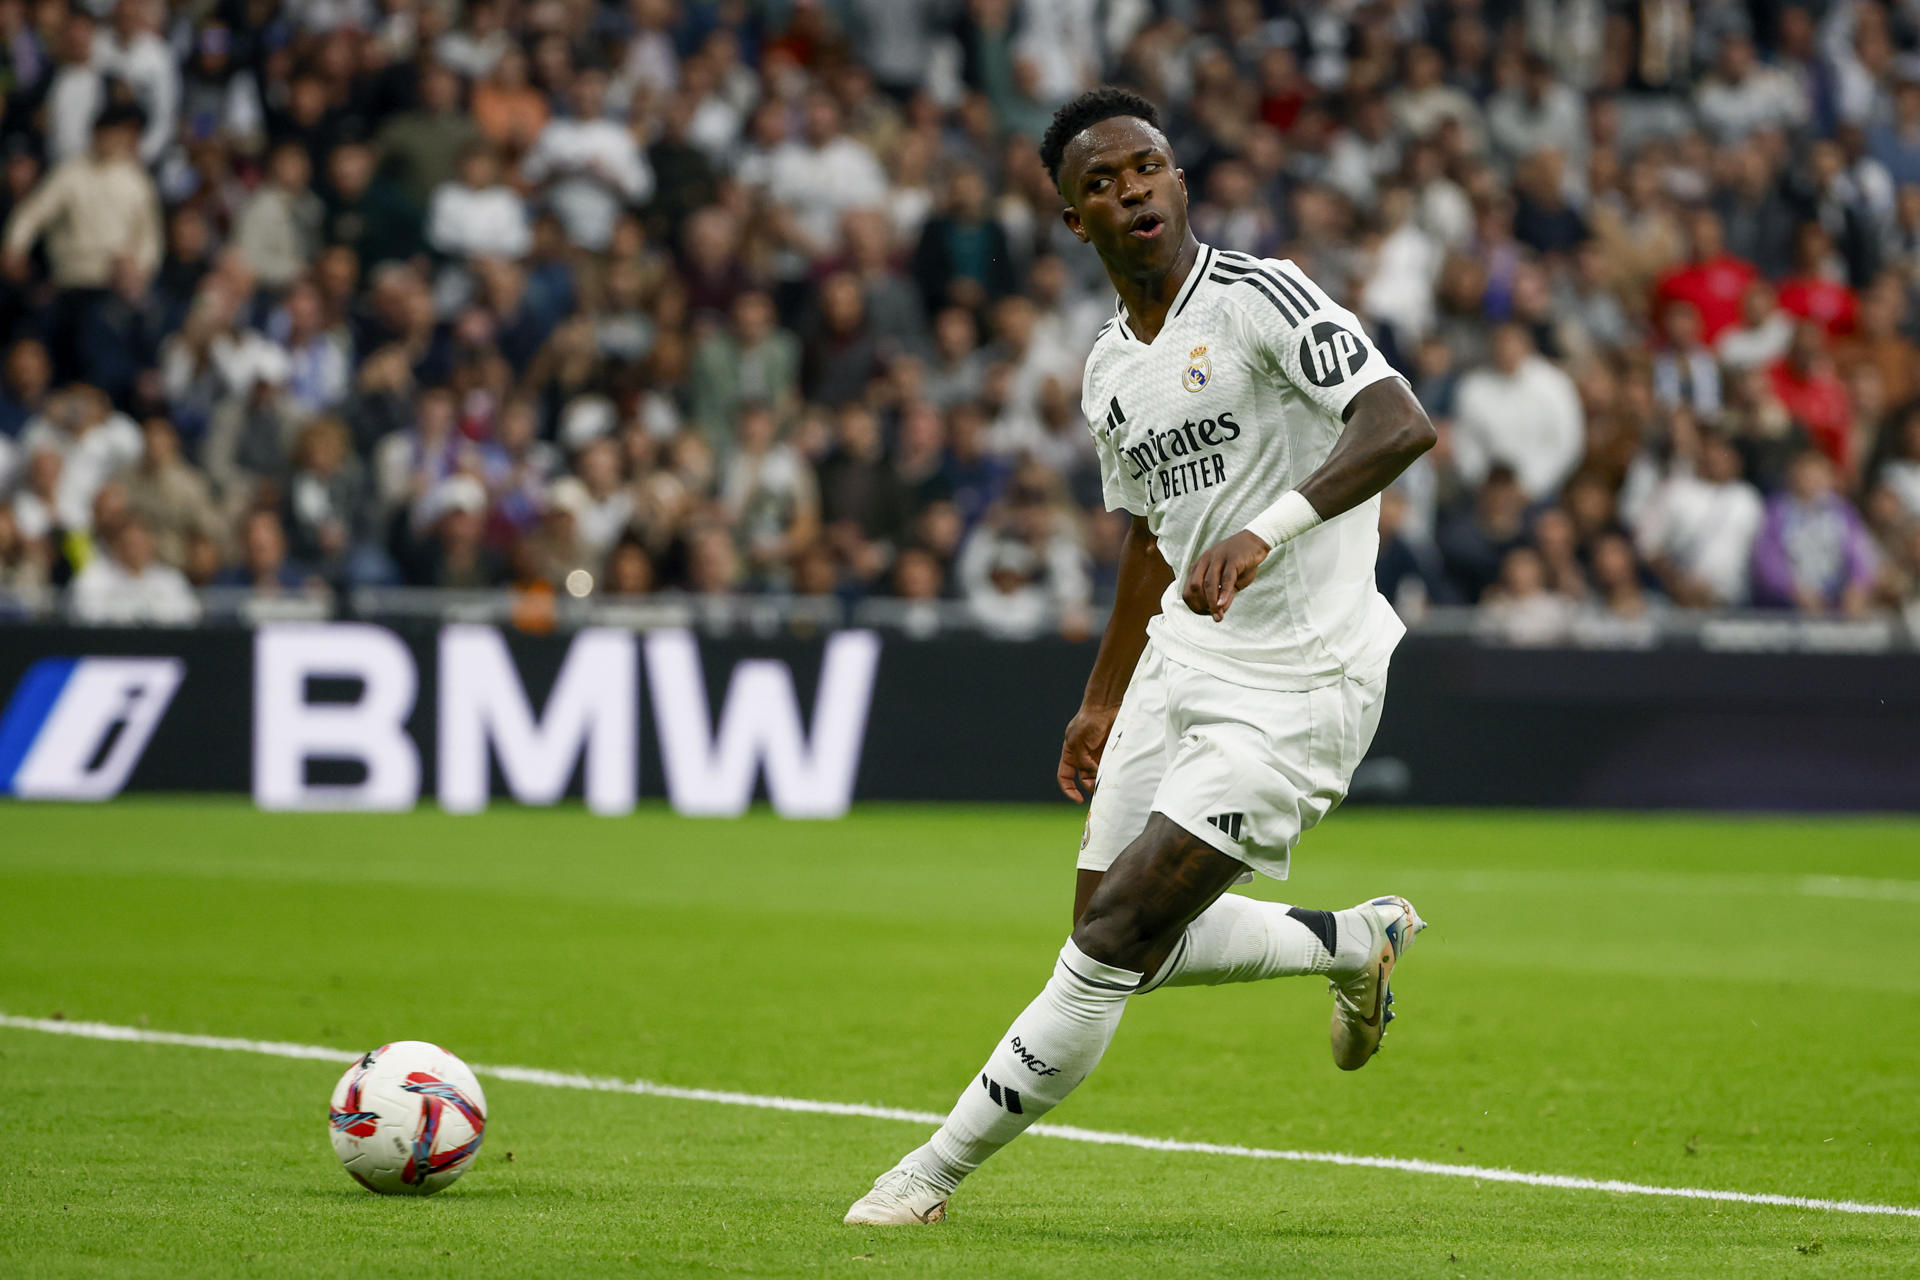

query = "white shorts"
1077;644;1387;882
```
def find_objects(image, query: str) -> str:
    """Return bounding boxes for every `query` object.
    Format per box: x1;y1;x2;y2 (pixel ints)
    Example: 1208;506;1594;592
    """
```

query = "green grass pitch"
3;800;1919;1278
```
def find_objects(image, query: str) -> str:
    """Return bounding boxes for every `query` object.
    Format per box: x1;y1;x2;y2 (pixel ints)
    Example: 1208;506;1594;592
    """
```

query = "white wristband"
1243;490;1322;550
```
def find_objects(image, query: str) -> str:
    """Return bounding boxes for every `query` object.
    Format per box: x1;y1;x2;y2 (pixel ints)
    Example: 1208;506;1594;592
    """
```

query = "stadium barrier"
1;620;1915;813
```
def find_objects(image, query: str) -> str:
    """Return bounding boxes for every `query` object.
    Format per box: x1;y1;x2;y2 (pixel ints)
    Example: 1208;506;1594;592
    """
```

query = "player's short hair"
1040;86;1161;189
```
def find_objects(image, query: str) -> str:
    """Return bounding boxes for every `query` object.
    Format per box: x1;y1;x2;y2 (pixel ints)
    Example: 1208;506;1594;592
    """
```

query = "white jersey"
1082;244;1407;689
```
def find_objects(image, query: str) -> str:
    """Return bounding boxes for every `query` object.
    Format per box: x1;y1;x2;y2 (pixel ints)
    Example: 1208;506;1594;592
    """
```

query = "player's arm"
1185;379;1433;619
1058;515;1172;802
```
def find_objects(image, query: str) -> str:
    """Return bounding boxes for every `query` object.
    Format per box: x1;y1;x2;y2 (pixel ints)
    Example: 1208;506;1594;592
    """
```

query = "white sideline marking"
4;1012;1917;1221
1800;875;1920;903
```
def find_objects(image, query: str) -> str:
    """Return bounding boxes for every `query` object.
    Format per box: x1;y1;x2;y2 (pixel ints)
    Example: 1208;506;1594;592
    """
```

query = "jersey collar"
1112;243;1215;345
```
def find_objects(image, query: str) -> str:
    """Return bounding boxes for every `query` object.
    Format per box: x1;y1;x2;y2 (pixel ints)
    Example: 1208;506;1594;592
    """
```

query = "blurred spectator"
1511;150;1587;259
1876;409;1920;521
1391;44;1483;152
1637;430;1765;608
95;0;177;167
472;45;549;156
1479;546;1572;645
1776;224;1858;337
956;472;1092;641
1716;281;1795;371
924;306;988;410
234;141;326;292
1487;55;1586;169
719;401;818;586
1585;530;1664;621
275;280;351;417
18;384;141;532
201;345;301;507
1654;209;1756;344
0;503;49;590
1452;323;1584;501
818;402;907;557
1439;466;1529;603
1695;34;1808;143
1375;485;1457;617
125;417;221;570
1651;301;1722;418
1714;141;1797;277
377;62;481;207
840;207;927;358
1835;275;1917;405
428;143;531;262
1752;451;1878;616
215;507;311;594
40;9;102;166
322;142;423;269
912;168;1015;315
283;417;368;579
527;478;599;588
176;25;263;156
1768;322;1855;476
413;474;506;587
4;105;161;384
604;534;655;596
525;68;654;254
765;92;886;294
68;512;199;624
802;273;884;408
0;337;52;437
1868;79;1920;188
568;436;634;559
690;292;800;443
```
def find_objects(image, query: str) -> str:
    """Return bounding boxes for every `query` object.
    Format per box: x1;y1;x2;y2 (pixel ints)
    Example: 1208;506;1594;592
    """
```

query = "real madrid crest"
1183;345;1211;393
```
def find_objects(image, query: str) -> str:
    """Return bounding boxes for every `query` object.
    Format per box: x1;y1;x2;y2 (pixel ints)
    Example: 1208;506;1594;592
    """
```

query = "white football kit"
1078;245;1407;881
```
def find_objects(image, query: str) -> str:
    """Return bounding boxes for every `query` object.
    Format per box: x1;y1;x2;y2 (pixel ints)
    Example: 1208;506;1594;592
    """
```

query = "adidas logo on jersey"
1206;812;1244;841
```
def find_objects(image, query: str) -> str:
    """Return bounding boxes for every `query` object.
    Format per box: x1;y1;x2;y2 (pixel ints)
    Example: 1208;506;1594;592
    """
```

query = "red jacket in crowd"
1654;253;1758;342
1776;275;1859;336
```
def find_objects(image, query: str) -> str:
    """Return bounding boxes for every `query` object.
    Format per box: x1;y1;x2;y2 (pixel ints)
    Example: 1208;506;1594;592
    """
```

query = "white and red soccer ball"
328;1041;487;1195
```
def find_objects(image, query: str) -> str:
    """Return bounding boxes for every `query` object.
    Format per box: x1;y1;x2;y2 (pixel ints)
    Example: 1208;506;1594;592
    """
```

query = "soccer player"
845;88;1436;1226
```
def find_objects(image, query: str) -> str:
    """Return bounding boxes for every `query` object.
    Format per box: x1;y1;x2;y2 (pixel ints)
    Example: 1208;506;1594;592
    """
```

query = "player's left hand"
1183;530;1271;622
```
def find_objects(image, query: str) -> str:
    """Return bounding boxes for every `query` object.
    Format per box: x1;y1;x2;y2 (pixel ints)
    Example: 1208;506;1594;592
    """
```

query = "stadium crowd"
6;0;1920;639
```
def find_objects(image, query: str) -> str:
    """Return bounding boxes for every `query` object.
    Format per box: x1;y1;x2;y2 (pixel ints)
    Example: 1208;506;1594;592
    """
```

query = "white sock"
904;939;1141;1193
1136;894;1336;993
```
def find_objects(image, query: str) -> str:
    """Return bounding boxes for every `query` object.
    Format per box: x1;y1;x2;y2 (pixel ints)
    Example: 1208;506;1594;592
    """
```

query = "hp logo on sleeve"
1299;322;1367;388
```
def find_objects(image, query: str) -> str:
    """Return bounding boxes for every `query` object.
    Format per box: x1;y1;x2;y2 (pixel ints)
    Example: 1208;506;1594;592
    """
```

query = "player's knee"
1071;896;1171;972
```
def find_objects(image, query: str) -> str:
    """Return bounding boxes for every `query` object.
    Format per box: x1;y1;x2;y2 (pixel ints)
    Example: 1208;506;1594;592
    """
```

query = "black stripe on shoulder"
1272;261;1326;313
1212;269;1304;325
1212;256;1319;316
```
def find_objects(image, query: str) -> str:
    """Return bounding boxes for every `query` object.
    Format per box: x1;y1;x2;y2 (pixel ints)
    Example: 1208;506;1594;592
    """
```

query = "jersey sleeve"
1091;415;1146;516
1083;349;1147;517
1226;257;1403;420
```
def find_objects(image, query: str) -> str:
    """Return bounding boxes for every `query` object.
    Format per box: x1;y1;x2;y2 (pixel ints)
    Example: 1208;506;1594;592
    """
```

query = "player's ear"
1176;168;1188;200
1062;205;1087;242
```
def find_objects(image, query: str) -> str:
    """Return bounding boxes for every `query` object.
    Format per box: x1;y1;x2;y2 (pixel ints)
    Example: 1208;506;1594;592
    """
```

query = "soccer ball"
328;1041;487;1195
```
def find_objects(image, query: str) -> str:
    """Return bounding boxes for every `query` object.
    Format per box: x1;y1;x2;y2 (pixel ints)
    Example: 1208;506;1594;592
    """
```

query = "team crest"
1183;346;1211;393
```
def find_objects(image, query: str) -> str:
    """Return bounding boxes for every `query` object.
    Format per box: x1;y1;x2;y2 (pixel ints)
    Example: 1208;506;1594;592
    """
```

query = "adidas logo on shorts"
1206;812;1244;841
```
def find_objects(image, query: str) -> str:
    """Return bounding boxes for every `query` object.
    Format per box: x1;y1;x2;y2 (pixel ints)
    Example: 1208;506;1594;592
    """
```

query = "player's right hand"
1058;703;1119;803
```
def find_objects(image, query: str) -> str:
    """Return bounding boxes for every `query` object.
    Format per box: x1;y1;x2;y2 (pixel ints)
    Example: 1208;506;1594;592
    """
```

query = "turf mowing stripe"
5;1012;1917;1221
